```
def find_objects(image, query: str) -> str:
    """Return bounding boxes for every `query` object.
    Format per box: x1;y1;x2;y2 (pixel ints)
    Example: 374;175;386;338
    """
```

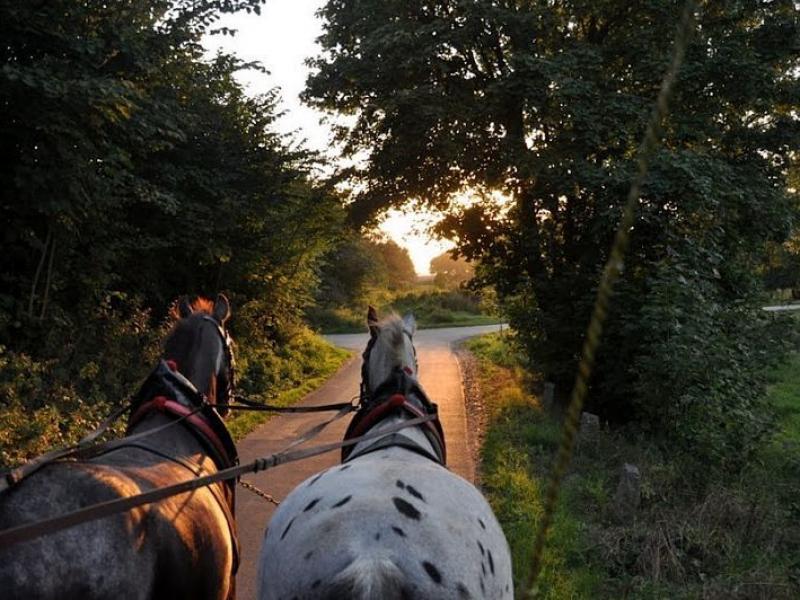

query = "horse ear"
367;305;379;338
213;294;231;325
402;312;417;336
178;297;193;319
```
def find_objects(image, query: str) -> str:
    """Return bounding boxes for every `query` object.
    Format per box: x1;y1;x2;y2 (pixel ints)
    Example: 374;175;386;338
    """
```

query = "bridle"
201;315;236;411
359;328;418;404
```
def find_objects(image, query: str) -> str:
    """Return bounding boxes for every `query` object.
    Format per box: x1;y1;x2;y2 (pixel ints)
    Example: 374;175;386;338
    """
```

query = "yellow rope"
522;2;698;596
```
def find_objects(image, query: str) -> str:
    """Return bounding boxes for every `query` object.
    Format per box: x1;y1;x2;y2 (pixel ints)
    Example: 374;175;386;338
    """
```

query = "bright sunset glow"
379;210;454;276
205;1;447;275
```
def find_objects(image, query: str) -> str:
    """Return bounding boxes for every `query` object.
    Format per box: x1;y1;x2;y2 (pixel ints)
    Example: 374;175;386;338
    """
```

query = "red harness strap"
347;394;406;440
346;393;447;465
127;395;240;578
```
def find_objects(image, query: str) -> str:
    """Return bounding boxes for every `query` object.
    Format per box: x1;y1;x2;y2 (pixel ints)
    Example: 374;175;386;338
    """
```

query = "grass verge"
465;333;602;598
466;333;800;599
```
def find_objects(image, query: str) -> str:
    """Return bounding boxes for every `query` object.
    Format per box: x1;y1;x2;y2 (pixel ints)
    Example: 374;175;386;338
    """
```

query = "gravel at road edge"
454;343;487;485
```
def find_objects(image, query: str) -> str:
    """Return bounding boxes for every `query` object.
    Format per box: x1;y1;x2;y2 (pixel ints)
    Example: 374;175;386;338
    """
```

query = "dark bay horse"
258;308;513;599
0;295;239;600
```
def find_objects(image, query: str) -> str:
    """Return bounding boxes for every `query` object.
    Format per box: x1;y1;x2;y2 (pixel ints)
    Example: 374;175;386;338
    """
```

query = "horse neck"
124;413;212;468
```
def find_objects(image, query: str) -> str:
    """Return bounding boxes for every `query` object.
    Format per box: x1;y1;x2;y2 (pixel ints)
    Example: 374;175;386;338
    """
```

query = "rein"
127;360;239;477
0;400;195;493
0;315;441;550
217;395;356;413
0;413;437;549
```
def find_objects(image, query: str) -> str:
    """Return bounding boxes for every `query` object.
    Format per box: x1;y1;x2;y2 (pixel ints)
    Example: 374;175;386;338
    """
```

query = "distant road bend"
235;324;503;600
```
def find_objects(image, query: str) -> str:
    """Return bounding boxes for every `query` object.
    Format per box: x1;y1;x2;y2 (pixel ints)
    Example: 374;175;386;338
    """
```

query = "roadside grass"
766;353;800;448
308;286;500;333
466;333;800;599
227;330;351;440
466;333;602;597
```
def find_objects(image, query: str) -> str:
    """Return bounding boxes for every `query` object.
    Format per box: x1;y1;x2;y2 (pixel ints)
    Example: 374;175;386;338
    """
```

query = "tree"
315;235;416;309
306;0;799;466
430;251;474;288
374;239;418;287
0;0;342;427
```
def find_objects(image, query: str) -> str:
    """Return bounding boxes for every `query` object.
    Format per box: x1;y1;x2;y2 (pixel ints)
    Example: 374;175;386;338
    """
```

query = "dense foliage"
0;0;345;462
764;231;800;294
468;332;800;597
307;0;800;467
314;235;416;308
429;251;474;288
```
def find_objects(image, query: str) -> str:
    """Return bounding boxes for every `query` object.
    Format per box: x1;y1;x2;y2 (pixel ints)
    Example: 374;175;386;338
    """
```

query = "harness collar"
344;367;446;465
127;360;239;478
126;359;240;575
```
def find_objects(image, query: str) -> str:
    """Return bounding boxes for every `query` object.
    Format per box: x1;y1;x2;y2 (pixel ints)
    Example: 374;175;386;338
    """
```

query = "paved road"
234;324;503;600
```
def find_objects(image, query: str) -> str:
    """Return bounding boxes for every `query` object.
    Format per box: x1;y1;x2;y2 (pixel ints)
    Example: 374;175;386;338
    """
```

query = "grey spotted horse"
258;308;512;599
0;295;239;600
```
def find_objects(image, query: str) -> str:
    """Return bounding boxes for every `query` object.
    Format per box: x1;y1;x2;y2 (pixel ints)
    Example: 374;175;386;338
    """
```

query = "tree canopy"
315;235;417;308
1;0;341;336
307;0;800;466
0;0;344;461
430;251;474;288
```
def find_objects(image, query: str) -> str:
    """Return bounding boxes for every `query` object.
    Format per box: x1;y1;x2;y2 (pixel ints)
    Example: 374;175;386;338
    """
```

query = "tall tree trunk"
27;224;52;318
39;233;56;321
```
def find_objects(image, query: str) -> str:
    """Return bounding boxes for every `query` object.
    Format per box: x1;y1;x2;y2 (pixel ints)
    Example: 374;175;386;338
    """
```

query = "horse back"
259;451;513;599
0;458;233;600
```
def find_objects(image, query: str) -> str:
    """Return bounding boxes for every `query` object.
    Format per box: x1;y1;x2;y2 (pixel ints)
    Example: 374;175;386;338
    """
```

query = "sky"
205;1;452;275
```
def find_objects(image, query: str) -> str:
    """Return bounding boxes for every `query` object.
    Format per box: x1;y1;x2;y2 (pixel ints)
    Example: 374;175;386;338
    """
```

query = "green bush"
0;295;158;466
468;332;800;599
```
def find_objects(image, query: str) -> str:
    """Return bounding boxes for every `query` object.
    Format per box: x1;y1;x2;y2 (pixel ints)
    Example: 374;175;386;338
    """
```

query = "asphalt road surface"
234;324;503;600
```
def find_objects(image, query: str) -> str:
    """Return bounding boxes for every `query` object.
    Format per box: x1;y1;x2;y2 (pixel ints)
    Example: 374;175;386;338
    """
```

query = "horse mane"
169;296;215;321
374;314;406;365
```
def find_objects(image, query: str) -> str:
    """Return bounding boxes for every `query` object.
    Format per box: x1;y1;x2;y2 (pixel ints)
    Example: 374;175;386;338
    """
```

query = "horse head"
164;293;235;416
362;305;418;397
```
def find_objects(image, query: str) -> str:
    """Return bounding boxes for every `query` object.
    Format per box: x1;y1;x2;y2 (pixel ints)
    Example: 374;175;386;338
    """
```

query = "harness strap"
0;402;196;494
345;432;443;463
347;394;406;440
216;396;356;413
342;390;446;465
128;397;236;476
0;414;437;549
